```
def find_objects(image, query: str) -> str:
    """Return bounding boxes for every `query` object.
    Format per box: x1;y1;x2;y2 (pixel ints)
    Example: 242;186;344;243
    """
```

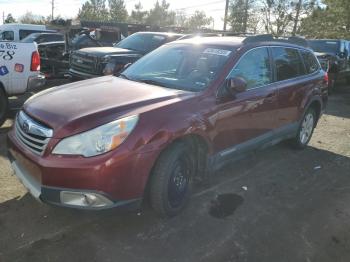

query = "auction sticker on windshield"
203;48;231;56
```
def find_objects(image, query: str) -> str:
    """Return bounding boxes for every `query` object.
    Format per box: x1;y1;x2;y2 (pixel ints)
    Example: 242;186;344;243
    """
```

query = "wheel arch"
308;99;322;124
142;133;210;200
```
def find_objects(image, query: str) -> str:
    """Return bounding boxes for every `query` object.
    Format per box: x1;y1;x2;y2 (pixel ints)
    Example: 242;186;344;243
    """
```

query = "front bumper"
27;74;46;92
68;68;101;80
8;150;141;210
7;130;156;210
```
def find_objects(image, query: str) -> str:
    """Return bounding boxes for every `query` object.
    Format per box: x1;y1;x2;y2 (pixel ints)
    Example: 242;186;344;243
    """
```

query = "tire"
290;107;316;149
0;88;8;127
150;142;195;218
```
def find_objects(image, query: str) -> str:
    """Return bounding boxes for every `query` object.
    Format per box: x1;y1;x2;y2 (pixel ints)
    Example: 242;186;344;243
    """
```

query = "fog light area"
60;191;114;208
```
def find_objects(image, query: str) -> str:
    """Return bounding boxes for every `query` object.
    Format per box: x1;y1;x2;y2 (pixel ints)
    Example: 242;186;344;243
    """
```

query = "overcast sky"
0;0;227;29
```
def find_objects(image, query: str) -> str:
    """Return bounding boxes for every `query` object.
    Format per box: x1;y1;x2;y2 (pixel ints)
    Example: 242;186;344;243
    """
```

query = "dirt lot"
0;82;350;262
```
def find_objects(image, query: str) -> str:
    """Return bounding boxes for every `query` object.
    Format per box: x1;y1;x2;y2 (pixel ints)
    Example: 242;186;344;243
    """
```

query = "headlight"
52;115;139;157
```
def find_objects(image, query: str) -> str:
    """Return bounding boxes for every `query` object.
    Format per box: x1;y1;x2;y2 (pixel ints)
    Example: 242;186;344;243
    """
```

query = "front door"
211;47;279;155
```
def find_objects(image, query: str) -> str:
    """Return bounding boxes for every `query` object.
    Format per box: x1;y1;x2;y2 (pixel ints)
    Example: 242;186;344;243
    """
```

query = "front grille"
15;111;53;156
70;52;100;75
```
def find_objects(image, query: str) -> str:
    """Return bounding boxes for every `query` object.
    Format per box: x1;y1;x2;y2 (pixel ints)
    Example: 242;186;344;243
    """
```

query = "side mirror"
226;77;247;95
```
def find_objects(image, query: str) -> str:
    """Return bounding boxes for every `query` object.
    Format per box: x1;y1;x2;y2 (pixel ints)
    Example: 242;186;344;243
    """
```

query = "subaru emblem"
22;120;30;133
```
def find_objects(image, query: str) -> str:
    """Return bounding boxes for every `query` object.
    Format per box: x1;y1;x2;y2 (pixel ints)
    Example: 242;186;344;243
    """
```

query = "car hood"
76;47;140;57
23;76;194;138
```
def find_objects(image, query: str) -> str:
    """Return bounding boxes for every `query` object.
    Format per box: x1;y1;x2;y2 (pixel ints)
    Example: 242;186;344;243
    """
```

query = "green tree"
130;2;148;24
261;0;294;36
78;0;108;21
185;11;213;30
229;0;246;32
146;0;175;26
108;0;128;22
19;12;46;24
4;13;16;24
300;0;350;38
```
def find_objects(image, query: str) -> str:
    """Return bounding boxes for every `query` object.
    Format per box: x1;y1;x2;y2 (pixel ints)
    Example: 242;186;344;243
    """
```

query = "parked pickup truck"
0;42;45;126
69;32;183;80
308;39;350;89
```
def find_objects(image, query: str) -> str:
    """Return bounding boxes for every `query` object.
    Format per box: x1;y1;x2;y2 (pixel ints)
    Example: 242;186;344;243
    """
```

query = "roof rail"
243;34;308;47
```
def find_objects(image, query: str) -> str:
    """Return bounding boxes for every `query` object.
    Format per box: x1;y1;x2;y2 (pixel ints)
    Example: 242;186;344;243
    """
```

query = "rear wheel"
291;107;316;149
0;88;8;127
150;142;195;217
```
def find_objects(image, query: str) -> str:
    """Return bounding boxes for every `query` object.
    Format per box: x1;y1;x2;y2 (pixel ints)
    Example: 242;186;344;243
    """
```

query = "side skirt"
208;122;299;172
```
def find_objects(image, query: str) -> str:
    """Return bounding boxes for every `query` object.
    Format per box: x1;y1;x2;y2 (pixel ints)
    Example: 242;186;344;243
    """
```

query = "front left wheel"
150;142;195;218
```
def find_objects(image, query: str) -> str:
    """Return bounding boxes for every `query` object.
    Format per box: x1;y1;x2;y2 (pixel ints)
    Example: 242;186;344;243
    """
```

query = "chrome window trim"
223;45;322;92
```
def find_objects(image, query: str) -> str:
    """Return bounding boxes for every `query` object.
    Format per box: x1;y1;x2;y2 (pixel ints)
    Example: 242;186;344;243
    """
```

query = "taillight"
31;51;40;71
324;72;329;84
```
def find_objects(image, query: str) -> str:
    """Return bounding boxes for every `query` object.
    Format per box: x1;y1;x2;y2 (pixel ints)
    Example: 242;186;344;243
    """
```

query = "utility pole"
51;0;55;20
2;12;5;24
223;0;229;31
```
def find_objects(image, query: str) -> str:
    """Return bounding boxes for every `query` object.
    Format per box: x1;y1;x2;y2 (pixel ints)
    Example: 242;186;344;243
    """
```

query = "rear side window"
272;47;305;81
19;30;46;40
0;31;14;41
228;47;272;89
45;34;64;42
301;51;320;74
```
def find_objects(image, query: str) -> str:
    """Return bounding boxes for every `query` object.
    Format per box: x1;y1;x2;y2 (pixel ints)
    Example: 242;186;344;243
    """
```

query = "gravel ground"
0;81;350;262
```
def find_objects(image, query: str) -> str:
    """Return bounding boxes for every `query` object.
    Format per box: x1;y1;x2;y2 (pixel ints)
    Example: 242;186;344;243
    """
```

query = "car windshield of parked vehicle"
116;33;167;53
308;40;339;54
121;44;234;92
20;33;40;43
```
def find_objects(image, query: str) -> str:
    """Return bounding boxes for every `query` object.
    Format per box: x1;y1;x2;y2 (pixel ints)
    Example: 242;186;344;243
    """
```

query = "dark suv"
69;32;183;79
8;35;328;217
308;39;350;89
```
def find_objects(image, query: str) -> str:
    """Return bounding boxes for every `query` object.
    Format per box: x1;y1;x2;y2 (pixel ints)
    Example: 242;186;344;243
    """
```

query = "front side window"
227;47;272;90
272;47;305;81
0;31;14;41
301;51;320;74
122;44;233;92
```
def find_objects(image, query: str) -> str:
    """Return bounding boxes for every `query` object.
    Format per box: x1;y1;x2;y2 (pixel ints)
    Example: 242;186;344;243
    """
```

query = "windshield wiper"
136;79;168;88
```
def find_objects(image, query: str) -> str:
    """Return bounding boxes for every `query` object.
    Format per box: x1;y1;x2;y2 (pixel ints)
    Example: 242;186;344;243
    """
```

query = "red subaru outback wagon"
8;35;328;217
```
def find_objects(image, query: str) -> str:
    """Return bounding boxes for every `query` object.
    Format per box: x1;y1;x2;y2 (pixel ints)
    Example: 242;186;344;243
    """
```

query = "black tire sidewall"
150;143;194;217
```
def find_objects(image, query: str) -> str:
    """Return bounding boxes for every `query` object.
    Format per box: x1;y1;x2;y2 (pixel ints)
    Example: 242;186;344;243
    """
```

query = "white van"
0;24;54;42
0;41;45;126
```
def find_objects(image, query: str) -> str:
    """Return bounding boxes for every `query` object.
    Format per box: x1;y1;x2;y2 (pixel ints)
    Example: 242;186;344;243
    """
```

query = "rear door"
270;46;308;131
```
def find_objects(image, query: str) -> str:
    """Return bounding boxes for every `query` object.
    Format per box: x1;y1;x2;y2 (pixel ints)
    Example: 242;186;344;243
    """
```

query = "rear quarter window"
301;50;320;74
272;47;306;81
0;31;14;41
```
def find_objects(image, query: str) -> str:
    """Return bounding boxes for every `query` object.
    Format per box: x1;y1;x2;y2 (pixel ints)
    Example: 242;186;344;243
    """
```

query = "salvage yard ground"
1;82;350;262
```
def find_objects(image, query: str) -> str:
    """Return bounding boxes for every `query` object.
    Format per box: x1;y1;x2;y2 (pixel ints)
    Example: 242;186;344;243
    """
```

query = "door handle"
265;92;277;101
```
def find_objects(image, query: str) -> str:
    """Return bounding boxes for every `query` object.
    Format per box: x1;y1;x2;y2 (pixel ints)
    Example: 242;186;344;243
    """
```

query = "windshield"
116;33;167;53
20;33;40;43
308;40;340;54
122;44;234;92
